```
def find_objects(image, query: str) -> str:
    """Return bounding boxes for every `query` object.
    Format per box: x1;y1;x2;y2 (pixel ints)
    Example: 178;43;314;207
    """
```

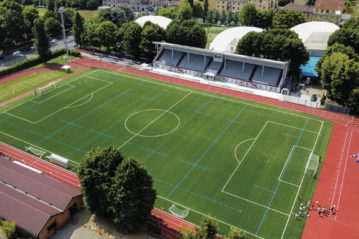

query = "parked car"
12;51;20;56
50;39;57;44
310;94;317;102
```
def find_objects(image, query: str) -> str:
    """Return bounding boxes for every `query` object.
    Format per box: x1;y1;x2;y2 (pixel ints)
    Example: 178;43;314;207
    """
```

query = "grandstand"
153;42;290;93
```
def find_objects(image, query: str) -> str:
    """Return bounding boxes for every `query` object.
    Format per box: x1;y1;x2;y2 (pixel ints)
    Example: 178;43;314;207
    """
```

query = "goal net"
305;153;320;178
25;146;46;157
34;82;56;96
169;204;189;219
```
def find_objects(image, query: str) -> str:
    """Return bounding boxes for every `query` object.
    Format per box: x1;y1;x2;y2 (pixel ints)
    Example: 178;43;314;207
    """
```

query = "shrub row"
0;49;80;78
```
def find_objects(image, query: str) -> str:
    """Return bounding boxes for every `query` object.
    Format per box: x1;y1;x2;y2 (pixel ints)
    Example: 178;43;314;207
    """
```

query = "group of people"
294;198;338;220
314;201;337;217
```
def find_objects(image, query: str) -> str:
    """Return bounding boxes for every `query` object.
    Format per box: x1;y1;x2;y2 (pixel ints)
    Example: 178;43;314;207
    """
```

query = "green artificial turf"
0;69;79;104
0;68;333;238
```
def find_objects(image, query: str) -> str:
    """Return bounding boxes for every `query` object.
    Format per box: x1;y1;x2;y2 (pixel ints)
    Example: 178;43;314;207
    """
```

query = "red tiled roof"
0;158;81;210
0;183;61;236
283;3;314;12
315;0;345;11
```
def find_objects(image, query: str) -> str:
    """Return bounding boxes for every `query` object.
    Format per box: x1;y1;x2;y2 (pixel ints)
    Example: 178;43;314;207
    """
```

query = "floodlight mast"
59;7;70;62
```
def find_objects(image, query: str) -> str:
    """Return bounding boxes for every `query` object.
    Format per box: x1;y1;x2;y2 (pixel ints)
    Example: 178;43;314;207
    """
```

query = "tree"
62;8;74;30
139;22;165;58
188;0;193;7
177;0;193;21
200;217;218;239
117;4;134;22
33;17;52;60
192;2;203;19
221;9;226;24
272;9;306;29
316;43;359;79
44;17;61;38
0;0;25;47
206;9;214;23
0;220;16;239
73;11;84;47
22;6;39;40
320;52;359;105
157;7;177;19
306;0;316;5
278;0;290;6
166;19;206;48
327;28;359;55
46;0;54;11
78;146;156;233
96;21;118;52
123;21;142;57
99;8;127;28
238;3;258;26
343;17;359;30
203;0;208;22
256;9;274;29
214;10;220;24
227;227;246;239
187;23;207;48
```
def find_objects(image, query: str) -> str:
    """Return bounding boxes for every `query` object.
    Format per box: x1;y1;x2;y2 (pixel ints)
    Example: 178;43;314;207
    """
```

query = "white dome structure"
209;26;263;53
290;21;339;56
135;16;172;30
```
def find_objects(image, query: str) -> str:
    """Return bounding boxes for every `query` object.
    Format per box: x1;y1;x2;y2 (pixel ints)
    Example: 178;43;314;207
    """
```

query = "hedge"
0;49;81;78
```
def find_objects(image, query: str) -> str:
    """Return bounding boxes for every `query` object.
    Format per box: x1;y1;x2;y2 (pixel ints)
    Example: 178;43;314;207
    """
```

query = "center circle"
124;109;180;137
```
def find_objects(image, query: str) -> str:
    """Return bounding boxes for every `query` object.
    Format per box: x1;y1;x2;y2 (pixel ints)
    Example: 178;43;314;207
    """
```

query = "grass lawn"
206;26;233;49
37;9;98;21
29;55;78;70
0;69;333;238
0;68;80;103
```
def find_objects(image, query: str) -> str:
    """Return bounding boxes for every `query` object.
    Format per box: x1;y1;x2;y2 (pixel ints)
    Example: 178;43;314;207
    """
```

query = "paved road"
0;35;75;70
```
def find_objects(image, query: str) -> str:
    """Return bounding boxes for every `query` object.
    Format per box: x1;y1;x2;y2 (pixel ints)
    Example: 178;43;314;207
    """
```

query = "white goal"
305;153;320;178
169;204;189;219
34;82;56;96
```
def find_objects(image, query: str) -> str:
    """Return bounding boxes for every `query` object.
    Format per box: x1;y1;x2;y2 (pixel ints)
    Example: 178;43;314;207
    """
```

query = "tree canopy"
96;21;118;52
44;17;61;38
123;21;142;57
78;146;156;233
236;29;309;76
177;0;193;21
272;9;306;29
33;17;52;61
73;11;85;47
140;22;165;59
157;7;177;19
327;28;359;55
238;3;257;26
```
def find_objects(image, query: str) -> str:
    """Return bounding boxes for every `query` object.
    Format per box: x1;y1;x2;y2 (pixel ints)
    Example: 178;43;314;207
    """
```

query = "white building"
209;27;263;54
102;0;166;11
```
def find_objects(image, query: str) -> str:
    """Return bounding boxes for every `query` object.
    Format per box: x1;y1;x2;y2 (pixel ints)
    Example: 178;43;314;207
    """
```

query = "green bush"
0;220;16;239
0;49;81;78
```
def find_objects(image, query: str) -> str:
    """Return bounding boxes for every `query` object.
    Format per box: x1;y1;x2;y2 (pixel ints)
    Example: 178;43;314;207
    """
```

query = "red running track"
1;57;358;238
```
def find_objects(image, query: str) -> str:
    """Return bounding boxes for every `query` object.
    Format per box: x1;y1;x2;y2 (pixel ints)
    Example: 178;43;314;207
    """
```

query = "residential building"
102;0;167;11
283;3;314;21
208;0;278;12
313;0;345;25
0;157;83;239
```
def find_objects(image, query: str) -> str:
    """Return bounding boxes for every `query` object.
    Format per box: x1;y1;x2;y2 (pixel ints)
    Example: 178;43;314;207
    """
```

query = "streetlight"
59;7;70;62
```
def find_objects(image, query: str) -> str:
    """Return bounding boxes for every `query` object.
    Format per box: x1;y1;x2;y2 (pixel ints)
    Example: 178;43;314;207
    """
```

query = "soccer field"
0;68;333;238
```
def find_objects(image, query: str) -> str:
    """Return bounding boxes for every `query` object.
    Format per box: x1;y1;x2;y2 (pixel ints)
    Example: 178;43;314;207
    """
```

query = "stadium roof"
290;21;339;54
209;26;263;53
135;16;172;29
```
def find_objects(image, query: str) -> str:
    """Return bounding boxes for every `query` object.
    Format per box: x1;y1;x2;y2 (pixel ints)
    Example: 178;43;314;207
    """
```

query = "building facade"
313;0;345;25
102;0;167;11
283;3;314;21
208;0;278;12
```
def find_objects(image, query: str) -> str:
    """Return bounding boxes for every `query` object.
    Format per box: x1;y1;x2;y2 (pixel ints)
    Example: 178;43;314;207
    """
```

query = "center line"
118;92;192;150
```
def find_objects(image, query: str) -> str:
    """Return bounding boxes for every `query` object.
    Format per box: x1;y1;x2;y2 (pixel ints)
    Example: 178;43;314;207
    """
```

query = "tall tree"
33;17;51;60
192;2;203;19
188;0;193;7
203;0;208;22
221;9;226;24
78;146;156;233
139;22;165;59
22;6;39;40
320;52;359;105
256;9;274;29
116;4;134;22
238;3;258;26
214;10;220;24
46;0;54;11
272;9;306;29
157;7;177;19
327;28;359;55
96;21;118;52
176;0;193;21
73;11;85;47
123;21;142;57
343;17;359;30
166;19;206;48
44;17;61;37
0;0;25;47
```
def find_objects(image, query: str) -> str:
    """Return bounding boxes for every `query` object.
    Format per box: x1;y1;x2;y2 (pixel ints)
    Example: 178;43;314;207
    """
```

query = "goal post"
169;204;189;219
305;153;320;178
34;82;56;96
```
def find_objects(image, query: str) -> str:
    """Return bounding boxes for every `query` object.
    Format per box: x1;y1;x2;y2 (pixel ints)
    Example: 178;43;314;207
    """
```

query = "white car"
50;39;57;44
12;51;20;56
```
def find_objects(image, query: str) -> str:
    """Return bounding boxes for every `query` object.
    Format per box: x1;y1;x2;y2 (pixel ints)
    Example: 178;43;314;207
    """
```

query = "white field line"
268;120;319;134
31;84;76;104
101;70;325;124
0;130;79;166
280;120;324;239
65;94;94;109
277;145;296;183
296;145;314;151
4;76;113;124
330;128;349;208
279;180;299;188
221;190;289;216
335;130;352;221
234;138;255;163
2;69;98;113
117;92;192;150
157;195;265;239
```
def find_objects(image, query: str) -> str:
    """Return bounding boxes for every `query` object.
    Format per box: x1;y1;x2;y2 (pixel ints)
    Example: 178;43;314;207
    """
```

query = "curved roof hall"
290;21;339;43
209;26;263;53
135;15;172;29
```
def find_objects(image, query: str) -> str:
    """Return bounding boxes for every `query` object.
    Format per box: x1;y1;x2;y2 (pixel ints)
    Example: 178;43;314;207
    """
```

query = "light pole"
59;7;70;62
